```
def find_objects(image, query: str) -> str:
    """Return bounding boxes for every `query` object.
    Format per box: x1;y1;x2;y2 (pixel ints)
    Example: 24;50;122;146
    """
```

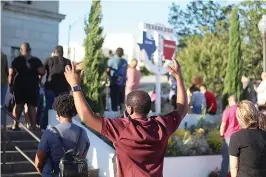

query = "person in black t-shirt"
8;42;45;130
41;45;71;130
229;100;266;177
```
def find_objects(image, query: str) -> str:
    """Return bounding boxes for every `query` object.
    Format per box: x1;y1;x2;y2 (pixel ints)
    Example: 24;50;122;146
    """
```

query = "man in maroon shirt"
64;58;188;177
200;85;217;115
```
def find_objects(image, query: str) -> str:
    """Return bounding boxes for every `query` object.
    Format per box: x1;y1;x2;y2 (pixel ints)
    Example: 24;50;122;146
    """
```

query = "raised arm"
64;64;102;132
168;58;188;118
220;110;228;137
8;68;15;87
8;59;16;93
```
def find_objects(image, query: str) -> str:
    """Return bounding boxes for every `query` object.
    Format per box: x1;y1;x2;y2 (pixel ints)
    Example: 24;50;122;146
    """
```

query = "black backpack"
51;127;88;177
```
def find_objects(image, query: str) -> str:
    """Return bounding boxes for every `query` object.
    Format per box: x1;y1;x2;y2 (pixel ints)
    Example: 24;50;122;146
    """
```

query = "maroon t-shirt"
101;110;182;177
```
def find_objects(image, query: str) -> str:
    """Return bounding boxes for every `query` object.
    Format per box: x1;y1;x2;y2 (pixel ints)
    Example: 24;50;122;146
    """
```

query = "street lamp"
258;15;266;72
67;14;88;58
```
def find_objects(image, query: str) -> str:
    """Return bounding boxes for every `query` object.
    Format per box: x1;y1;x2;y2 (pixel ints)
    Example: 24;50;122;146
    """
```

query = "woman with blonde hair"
125;59;141;97
258;113;266;131
229;100;266;177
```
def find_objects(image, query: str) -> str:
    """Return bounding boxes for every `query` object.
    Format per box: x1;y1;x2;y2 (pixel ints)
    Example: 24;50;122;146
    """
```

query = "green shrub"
166;137;184;156
173;129;188;140
166;124;222;157
206;130;222;154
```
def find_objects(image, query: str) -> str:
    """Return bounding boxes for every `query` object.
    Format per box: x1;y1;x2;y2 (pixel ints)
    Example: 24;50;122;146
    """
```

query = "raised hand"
167;58;181;78
64;63;79;87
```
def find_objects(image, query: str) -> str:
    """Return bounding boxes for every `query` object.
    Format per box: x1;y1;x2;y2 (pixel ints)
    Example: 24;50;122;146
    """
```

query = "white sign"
138;22;175;114
142;23;174;34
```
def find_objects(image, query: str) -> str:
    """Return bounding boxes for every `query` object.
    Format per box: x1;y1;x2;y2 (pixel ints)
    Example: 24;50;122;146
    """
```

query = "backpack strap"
52;127;66;153
74;127;83;151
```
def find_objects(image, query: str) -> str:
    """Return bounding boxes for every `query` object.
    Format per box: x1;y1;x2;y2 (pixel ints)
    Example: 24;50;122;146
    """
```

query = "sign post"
138;23;175;114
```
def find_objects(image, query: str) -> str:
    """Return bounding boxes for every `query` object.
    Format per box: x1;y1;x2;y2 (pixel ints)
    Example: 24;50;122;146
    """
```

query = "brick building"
1;1;65;65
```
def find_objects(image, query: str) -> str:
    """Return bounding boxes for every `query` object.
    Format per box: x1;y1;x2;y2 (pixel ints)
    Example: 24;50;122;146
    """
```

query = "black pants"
170;95;177;110
110;85;125;111
208;112;216;115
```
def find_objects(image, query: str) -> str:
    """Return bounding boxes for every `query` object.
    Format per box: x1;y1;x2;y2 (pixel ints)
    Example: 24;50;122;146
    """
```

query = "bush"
166;119;222;157
173;129;188;140
166;136;184;156
206;130;222;154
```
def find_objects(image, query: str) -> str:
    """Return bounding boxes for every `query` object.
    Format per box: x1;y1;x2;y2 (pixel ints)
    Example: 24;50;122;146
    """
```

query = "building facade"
64;33;140;63
1;1;65;65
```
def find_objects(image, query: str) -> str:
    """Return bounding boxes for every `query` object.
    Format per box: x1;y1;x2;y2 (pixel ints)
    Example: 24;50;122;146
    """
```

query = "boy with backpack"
35;94;90;177
106;47;128;112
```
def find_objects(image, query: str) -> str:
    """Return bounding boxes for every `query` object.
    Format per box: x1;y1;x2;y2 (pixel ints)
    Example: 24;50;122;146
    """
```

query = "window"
11;47;20;60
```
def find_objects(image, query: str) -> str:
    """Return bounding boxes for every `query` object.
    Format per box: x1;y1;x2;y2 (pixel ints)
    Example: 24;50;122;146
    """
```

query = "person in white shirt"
255;72;266;106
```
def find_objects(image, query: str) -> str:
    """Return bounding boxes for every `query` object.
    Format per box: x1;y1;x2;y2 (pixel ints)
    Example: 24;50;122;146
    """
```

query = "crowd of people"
1;41;266;177
219;97;266;177
1;42;71;131
185;72;266;117
0;42;145;132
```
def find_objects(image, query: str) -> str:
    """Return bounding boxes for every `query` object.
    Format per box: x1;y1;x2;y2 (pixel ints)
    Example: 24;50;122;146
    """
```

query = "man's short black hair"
116;47;124;57
126;90;151;114
54;45;64;56
52;94;77;118
189;84;200;93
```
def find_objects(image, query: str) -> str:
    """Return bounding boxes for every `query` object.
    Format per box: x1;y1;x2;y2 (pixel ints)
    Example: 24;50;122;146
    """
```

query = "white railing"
48;110;116;177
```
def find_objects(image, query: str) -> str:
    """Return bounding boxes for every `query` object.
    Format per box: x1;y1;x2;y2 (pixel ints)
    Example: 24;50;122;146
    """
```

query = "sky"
58;0;188;46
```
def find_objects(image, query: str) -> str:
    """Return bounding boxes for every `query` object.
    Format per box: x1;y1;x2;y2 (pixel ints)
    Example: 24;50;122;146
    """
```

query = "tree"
168;1;232;40
239;1;266;79
82;0;106;114
222;6;242;108
176;32;228;96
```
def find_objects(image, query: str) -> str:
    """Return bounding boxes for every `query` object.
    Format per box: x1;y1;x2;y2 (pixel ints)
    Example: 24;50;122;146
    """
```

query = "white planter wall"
163;155;222;177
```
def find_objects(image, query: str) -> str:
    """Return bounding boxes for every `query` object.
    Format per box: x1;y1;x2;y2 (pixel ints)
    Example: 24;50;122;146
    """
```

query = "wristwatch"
71;85;81;92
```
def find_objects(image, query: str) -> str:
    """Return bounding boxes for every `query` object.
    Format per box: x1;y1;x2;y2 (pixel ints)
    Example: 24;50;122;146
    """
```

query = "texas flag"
163;39;176;60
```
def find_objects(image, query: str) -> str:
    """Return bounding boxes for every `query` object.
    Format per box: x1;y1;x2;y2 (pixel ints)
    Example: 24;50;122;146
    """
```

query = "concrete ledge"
164;155;222;177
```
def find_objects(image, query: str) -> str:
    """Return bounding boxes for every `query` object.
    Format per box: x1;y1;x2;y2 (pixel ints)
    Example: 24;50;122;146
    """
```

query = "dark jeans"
208;111;216;115
36;94;44;127
110;85;125;111
1;84;8;125
40;90;70;130
219;138;230;177
170;95;177;110
151;101;155;112
40;90;55;130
